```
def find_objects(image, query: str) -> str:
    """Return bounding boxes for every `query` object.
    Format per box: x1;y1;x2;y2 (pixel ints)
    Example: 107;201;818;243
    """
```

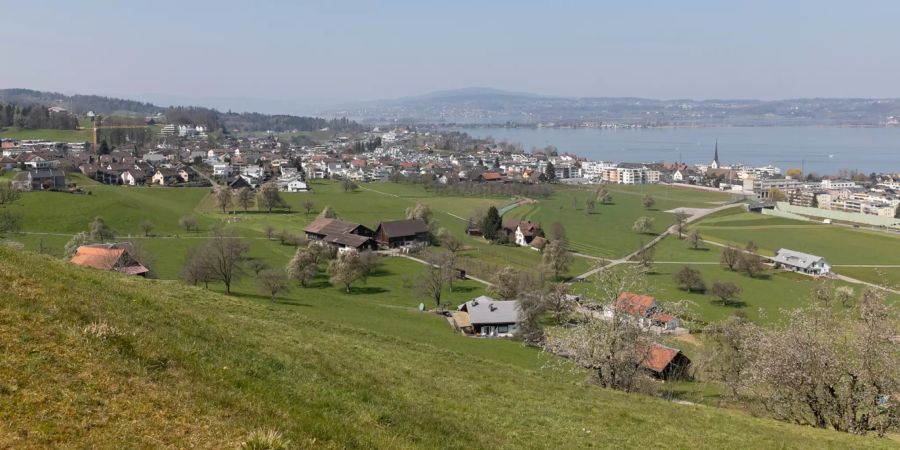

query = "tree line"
0;102;79;130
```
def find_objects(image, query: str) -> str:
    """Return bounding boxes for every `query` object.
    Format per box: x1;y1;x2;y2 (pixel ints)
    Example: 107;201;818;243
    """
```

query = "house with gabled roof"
374;219;430;248
640;343;692;380
70;243;149;277
772;248;831;276
304;218;374;241
455;295;520;337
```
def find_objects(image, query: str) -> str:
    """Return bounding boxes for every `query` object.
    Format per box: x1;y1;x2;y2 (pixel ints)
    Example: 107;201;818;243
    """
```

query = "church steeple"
711;139;720;169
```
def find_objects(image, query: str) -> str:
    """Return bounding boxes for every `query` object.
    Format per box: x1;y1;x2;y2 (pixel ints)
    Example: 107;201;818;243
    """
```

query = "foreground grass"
1;247;892;449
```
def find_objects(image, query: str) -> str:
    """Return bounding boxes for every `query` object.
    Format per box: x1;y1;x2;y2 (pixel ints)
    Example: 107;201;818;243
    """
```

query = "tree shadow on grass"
448;285;478;294
272;298;313;307
349;286;388;295
688;247;711;252
231;210;297;216
712;299;747;308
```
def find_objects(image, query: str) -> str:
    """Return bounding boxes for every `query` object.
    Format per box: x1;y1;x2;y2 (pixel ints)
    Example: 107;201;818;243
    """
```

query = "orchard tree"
641;194;655;210
541;239;571;281
688;230;703;249
673;212;689;239
139;220;154;237
328;251;362;293
257;183;286;212
237;187;255;211
302;199;315;216
673;265;706;292
215;188;233;214
632;216;654;234
710;281;742;306
179;215;198;233
286;246;319;287
721;245;740;270
257;268;290;300
318;205;338;219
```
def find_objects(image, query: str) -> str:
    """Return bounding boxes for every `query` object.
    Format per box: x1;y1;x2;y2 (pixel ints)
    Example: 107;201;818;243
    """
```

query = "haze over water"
459;126;900;175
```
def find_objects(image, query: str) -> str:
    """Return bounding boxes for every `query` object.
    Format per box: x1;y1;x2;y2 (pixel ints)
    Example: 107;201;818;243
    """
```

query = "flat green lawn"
2;247;892;448
693;212;900;265
505;184;735;258
573;235;898;326
0;127;92;142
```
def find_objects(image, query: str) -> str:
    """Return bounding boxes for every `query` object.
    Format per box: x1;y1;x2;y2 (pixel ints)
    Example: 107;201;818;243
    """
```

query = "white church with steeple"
709;139;720;169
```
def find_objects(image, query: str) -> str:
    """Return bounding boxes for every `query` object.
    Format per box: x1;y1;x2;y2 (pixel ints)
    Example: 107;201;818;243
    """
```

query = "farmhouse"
69;243;149;277
456;296;520;337
374;219;430;248
615;292;659;326
321;233;377;253
304;218;374;241
772;248;831;276
641;343;692;380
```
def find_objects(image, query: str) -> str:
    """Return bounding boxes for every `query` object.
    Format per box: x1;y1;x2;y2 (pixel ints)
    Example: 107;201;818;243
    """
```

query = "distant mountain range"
319;87;900;126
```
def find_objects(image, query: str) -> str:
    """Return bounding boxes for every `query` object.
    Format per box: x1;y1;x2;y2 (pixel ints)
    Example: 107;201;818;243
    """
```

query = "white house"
772;248;831;276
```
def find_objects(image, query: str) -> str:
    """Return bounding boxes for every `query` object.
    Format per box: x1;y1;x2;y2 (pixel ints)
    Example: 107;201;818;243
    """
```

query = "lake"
455;126;900;175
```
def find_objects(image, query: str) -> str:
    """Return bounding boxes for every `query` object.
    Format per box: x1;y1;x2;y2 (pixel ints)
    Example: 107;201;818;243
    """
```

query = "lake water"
456;126;900;175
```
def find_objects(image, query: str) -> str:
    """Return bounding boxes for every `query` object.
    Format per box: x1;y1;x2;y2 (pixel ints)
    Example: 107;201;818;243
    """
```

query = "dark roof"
377;219;429;237
305;218;364;236
324;233;373;248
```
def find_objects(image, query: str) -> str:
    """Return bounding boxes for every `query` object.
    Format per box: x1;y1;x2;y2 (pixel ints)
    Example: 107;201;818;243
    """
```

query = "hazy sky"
4;0;900;113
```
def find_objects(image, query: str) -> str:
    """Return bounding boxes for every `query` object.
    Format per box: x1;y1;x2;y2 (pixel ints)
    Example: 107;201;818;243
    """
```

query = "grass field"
0;127;93;142
3;180;595;281
691;210;900;289
572;234;898;326
2;246;893;449
505;184;735;258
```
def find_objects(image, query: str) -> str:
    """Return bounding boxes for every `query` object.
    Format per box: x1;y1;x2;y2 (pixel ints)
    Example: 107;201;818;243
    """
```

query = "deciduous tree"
215;188;233;214
674;265;706;292
257;268;289;300
257;183;286;212
632;216;654;234
237;187;255;211
710;281;741;306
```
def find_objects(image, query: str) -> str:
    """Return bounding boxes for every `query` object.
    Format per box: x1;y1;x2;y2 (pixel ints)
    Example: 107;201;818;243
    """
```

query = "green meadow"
2;246;893;449
0;127;93;142
504;184;736;258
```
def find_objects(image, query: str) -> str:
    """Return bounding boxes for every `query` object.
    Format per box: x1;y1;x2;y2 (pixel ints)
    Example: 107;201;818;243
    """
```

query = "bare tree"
341;178;358;192
264;224;275;240
549;221;567;242
180;215;198;233
257;268;290;300
721;245;740;270
541;239;571;281
215;188;233;214
516;291;547;345
0;181;21;205
89;216;115;242
139;220;154;237
673;265;706;292
737;252;766;278
204;228;249;294
544;265;655;393
673;212;690;239
181;245;214;289
257;183;286;212
302;199;315;217
415;254;452;308
440;230;464;254
546;283;575;325
237;187;255;211
641;194;655;210
710;281;741;305
490;266;525;300
585;199;596;214
248;259;270;276
688;230;703;249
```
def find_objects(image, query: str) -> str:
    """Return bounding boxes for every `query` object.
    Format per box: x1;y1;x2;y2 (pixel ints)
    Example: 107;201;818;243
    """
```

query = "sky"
3;0;900;114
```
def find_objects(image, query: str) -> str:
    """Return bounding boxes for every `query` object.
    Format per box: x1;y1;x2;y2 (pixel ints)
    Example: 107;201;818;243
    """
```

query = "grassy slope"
0;127;92;142
0;246;891;449
505;184;735;258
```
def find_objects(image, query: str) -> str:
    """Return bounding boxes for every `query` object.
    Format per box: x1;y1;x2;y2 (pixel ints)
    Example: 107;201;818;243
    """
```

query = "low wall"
775;202;900;229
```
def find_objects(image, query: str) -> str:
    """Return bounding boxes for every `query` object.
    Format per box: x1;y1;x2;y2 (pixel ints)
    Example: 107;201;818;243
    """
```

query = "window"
498;325;509;333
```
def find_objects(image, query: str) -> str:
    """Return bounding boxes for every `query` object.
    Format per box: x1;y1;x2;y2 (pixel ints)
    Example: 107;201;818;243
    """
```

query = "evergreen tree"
481;206;502;241
544;162;556;182
98;139;111;155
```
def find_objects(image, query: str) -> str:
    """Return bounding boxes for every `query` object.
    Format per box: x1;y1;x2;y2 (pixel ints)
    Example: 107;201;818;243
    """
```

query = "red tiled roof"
70;246;125;270
651;313;675;323
641;343;680;373
616;292;657;317
480;172;502;180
